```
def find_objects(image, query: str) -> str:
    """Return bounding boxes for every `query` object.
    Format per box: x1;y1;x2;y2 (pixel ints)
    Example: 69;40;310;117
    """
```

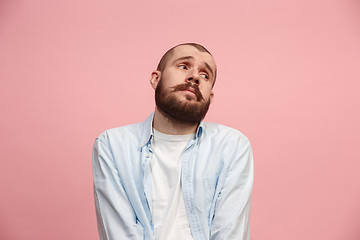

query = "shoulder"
201;122;252;160
95;122;144;144
201;122;250;145
199;122;253;173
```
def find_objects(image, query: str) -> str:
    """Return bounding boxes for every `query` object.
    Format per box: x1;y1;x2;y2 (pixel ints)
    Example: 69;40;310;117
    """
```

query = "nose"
187;77;199;85
187;71;200;85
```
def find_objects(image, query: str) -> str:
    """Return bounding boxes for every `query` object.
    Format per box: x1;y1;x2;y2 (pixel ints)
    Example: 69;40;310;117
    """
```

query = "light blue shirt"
92;113;253;240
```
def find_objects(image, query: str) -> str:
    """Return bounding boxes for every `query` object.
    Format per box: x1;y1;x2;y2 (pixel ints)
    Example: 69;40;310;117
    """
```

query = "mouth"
172;82;204;101
183;88;196;95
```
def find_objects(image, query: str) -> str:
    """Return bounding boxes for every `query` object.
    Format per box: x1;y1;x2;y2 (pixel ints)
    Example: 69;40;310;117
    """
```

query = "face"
150;45;216;124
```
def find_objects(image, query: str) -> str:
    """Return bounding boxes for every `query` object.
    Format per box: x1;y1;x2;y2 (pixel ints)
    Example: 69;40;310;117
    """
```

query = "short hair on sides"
156;43;217;85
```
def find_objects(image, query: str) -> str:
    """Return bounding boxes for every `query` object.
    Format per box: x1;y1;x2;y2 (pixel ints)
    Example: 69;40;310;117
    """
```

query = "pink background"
1;0;359;239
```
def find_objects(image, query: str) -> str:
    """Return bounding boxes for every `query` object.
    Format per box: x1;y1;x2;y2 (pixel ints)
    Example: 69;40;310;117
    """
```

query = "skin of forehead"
167;45;216;72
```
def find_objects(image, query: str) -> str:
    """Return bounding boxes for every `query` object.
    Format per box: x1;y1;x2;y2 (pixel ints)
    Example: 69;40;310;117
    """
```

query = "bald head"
157;43;217;84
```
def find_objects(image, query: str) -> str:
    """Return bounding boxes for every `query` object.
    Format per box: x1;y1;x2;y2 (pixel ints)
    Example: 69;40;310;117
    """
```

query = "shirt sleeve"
92;135;143;240
210;137;254;240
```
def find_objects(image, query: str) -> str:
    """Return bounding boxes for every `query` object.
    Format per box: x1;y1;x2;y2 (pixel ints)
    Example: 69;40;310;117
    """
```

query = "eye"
200;73;209;79
178;64;188;70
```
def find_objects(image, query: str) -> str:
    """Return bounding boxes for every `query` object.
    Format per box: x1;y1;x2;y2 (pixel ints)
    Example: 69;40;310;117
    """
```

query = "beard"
155;79;211;124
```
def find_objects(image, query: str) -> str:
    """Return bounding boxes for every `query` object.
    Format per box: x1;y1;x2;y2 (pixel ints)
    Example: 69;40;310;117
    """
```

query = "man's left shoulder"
202;122;250;143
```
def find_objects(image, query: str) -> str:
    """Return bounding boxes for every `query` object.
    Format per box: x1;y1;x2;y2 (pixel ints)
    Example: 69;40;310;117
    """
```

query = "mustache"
172;82;204;101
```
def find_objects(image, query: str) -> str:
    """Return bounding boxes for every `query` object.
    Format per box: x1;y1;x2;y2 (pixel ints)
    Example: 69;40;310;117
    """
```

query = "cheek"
201;87;213;98
164;68;187;81
161;73;177;87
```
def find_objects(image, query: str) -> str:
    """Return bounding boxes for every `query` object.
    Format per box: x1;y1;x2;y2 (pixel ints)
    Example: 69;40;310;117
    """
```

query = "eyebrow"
173;56;214;76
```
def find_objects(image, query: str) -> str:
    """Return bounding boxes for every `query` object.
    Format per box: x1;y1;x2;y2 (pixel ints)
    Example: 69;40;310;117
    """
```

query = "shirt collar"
139;112;204;147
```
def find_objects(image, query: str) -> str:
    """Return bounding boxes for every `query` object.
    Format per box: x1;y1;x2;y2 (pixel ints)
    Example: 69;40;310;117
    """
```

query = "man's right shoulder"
95;122;144;143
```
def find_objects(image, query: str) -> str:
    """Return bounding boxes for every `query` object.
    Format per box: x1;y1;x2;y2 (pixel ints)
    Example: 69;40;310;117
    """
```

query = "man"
92;43;253;240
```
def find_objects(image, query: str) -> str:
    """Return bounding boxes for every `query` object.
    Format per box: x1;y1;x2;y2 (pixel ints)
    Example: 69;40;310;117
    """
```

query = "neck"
153;107;199;135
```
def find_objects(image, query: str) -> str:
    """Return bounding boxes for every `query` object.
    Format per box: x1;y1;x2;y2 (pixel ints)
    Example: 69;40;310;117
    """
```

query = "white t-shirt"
150;129;194;240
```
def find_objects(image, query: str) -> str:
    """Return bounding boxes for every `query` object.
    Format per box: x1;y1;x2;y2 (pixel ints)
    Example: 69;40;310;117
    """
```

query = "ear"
209;90;214;103
150;70;161;90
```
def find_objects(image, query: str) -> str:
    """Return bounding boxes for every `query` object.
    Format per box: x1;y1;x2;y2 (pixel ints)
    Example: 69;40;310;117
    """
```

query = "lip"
182;88;196;95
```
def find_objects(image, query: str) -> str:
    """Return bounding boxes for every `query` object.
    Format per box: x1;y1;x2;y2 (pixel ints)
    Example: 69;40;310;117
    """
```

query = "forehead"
168;45;216;70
